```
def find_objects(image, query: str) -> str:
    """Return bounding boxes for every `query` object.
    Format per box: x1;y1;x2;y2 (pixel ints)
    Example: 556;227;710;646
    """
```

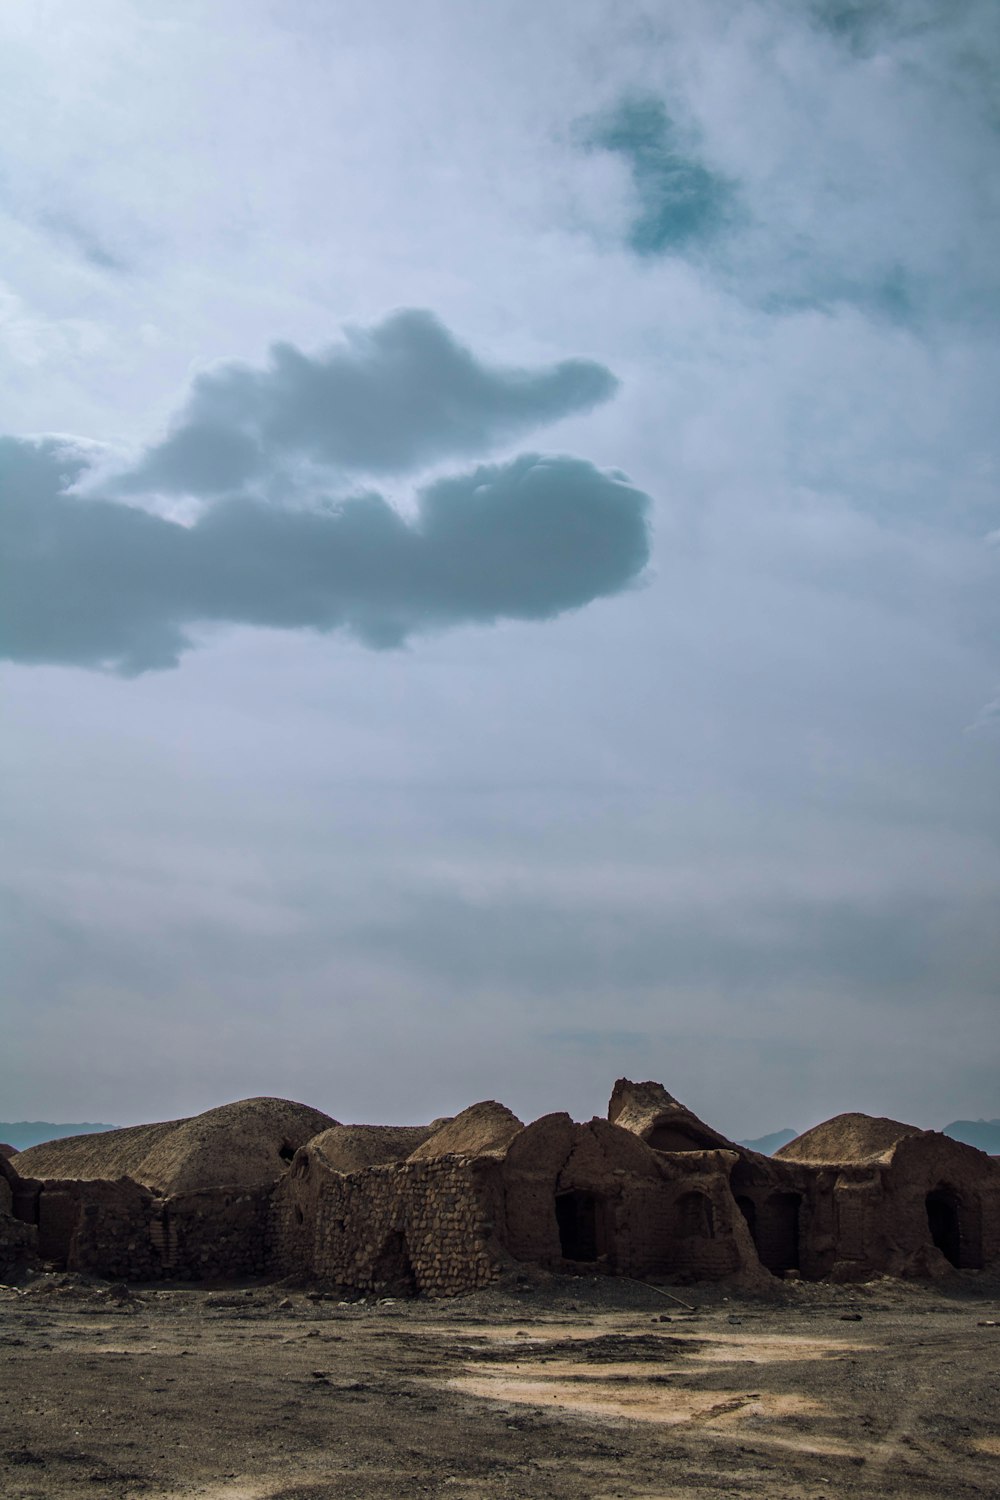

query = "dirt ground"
1;1269;998;1499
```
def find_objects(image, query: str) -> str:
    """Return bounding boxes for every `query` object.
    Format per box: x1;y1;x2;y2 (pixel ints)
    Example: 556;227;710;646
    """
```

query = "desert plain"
1;1270;998;1500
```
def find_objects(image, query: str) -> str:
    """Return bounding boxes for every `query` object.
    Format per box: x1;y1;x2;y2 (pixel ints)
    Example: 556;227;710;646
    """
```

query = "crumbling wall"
1;1170;270;1283
498;1115;758;1283
29;1178;161;1278
0;1156;40;1277
727;1154;838;1281
269;1148;506;1295
500;1114;668;1275
0;1209;38;1278
153;1187;271;1281
651;1152;758;1282
884;1133;1000;1273
816;1135;1000;1279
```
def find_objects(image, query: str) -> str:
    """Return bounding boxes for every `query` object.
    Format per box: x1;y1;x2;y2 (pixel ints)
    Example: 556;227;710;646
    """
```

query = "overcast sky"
2;0;998;1139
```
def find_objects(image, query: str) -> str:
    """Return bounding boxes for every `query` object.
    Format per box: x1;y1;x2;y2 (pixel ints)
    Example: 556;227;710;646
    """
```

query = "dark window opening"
675;1191;715;1238
278;1142;296;1163
646;1125;714;1152
371;1231;417;1296
555;1191;601;1262
294;1205;304;1225
756;1192;801;1274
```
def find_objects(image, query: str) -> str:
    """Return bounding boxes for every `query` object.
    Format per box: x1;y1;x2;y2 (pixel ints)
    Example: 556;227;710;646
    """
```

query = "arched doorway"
756;1192;801;1274
555;1190;604;1262
675;1191;715;1238
926;1186;982;1269
371;1230;417;1295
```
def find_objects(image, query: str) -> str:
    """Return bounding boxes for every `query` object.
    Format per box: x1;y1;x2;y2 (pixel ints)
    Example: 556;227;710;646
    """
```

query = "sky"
2;0;999;1138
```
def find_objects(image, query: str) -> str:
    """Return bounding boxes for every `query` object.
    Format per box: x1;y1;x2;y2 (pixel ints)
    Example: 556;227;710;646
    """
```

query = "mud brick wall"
883;1137;1000;1274
44;1179;160;1278
269;1152;507;1295
500;1165;679;1276
651;1180;746;1281
826;1168;889;1279
160;1187;270;1280
0;1209;39;1276
500;1128;756;1283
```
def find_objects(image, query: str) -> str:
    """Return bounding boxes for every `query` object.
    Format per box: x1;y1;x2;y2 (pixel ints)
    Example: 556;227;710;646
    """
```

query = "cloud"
38;211;128;273
0;438;650;673
116;309;618;495
574;13;1000;328
580;95;735;257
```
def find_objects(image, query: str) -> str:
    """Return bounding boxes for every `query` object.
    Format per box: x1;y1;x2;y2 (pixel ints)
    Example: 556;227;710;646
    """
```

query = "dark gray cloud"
0;438;650;673
116;309;618;494
809;0;979;56
581;96;735;258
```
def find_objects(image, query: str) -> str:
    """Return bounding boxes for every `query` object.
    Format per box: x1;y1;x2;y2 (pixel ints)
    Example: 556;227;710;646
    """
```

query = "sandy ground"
1;1270;999;1498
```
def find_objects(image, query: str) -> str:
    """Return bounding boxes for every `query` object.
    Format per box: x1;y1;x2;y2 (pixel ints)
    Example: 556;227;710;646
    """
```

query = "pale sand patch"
448;1363;825;1427
144;1484;276;1500
973;1435;1000;1455
426;1321;614;1343
691;1332;873;1363
143;1479;334;1500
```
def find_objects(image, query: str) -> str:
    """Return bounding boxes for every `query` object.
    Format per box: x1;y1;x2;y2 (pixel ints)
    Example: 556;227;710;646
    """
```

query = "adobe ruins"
2;1081;997;1294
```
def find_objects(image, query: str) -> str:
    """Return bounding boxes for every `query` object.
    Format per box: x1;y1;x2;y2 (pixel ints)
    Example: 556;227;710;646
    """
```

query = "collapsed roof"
608;1078;740;1154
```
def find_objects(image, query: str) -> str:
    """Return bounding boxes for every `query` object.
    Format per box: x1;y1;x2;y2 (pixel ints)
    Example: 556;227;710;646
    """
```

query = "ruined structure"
5;1082;999;1293
774;1113;997;1278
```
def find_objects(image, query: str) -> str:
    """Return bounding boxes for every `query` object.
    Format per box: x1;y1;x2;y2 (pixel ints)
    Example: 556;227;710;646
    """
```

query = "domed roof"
408;1101;524;1160
775;1112;922;1164
13;1097;337;1194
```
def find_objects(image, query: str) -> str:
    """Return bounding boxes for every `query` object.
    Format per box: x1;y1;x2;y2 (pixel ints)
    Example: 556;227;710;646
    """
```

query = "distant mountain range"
0;1122;116;1151
737;1129;797;1155
942;1119;1000;1154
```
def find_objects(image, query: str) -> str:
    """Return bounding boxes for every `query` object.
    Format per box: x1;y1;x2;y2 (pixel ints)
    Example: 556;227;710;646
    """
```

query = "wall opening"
926;1185;981;1269
646;1125;714;1152
756;1192;801;1274
278;1142;296;1163
555;1191;602;1262
675;1191;715;1238
37;1192;81;1267
735;1195;757;1239
729;1160;763;1254
371;1231;417;1296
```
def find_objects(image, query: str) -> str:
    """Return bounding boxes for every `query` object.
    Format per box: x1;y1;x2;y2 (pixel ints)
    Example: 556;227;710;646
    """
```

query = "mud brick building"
5;1080;998;1292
